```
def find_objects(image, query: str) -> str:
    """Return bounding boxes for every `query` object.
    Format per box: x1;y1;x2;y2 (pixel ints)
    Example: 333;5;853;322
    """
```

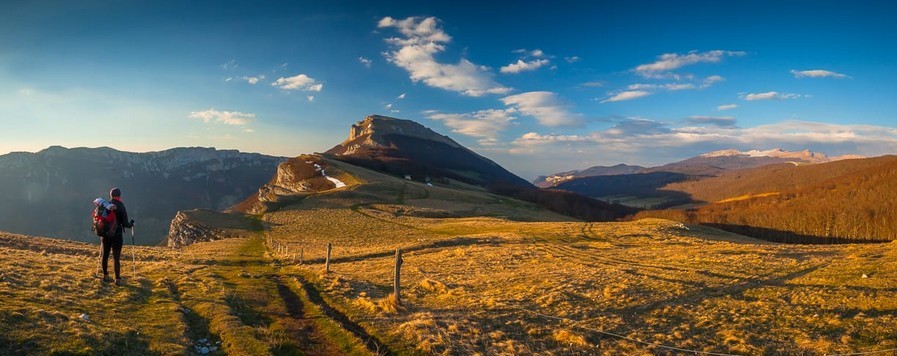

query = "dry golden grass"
4;158;896;355
275;210;897;355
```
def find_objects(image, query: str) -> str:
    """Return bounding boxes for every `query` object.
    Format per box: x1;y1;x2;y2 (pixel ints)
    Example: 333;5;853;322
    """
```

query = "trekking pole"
96;238;103;278
130;223;136;277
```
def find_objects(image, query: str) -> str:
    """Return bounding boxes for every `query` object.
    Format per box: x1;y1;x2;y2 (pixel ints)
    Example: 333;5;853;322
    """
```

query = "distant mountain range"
0;146;284;244
535;148;864;187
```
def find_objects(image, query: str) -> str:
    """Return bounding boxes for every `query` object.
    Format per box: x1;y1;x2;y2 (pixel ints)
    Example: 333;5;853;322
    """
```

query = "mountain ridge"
0;146;285;244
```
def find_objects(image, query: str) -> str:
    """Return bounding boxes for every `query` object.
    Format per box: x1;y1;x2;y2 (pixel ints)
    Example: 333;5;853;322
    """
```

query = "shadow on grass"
295;275;391;355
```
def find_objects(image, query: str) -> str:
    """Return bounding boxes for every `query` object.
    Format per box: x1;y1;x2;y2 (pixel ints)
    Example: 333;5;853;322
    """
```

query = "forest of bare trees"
635;156;897;243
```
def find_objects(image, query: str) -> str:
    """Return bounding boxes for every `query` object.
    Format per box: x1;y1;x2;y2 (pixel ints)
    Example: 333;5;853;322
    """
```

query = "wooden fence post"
394;248;403;306
325;243;332;273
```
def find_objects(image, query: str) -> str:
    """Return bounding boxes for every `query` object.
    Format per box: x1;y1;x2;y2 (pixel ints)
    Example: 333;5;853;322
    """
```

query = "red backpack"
92;198;117;238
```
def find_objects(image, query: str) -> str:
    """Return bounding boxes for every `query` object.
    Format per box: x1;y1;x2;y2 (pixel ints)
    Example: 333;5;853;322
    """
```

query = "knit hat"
110;187;121;198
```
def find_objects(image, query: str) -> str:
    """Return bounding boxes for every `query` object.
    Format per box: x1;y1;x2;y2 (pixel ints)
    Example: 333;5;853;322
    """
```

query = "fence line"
261;236;896;356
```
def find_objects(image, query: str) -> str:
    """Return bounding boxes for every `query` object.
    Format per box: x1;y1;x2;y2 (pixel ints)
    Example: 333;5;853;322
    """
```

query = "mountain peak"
699;148;839;162
325;114;531;189
334;115;461;155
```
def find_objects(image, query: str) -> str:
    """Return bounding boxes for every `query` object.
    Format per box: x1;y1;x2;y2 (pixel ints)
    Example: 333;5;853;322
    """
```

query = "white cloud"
188;109;255;126
513;48;545;57
378;16;511;97
307;95;315;102
510;120;897;164
701;75;725;88
18;88;33;96
500;91;582;127
635;50;745;78
791;69;849;79
385;103;393;109
358;56;373;68
741;91;802;101
500;59;550;74
564;56;581;63
271;74;323;91
242;74;265;85
397;93;406;99
428;109;517;139
224;77;233;82
718;104;738;111
601;90;651;103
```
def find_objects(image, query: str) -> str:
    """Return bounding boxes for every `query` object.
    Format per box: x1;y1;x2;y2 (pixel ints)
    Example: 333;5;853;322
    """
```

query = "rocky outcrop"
167;210;231;248
332;115;462;156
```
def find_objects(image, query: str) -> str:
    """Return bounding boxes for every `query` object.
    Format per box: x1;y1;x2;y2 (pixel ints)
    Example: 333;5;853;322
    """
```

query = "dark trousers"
101;234;124;279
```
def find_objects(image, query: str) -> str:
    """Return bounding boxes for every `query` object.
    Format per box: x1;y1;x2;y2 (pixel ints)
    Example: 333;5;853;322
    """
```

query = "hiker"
101;187;134;285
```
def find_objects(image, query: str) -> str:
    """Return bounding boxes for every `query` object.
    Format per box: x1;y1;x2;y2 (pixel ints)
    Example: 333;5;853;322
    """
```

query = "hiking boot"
102;275;112;283
114;278;122;286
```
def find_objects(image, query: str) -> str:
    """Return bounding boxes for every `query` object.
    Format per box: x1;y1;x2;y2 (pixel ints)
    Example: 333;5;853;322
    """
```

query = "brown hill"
637;155;897;242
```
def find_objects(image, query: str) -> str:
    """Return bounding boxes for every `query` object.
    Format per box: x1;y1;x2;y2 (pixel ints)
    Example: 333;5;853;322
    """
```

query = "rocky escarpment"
167;210;240;248
232;154;355;214
332;115;462;156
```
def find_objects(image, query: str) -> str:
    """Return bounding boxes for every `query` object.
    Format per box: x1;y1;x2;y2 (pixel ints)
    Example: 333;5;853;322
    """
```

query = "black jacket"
110;197;133;238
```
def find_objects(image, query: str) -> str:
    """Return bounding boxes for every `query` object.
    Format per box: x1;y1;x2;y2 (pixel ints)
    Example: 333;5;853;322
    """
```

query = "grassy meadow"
1;159;896;354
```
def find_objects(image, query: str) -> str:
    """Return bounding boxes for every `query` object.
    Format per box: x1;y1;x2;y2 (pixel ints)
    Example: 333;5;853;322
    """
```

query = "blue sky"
2;1;896;179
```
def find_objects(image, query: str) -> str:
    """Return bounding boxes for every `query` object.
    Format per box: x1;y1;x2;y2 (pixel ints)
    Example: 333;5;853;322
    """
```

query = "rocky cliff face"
167;211;232;248
331;115;462;155
232;154;354;214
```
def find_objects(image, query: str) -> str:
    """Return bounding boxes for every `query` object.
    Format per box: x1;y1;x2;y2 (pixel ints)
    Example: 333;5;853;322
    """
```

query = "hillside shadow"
705;224;892;244
554;172;702;209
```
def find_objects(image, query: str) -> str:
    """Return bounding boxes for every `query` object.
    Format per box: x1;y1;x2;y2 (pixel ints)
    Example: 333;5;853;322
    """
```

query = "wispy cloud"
741;91;802;101
358;56;373;68
601;90;651;103
685;116;737;128
397;93;406;99
271;74;323;91
220;59;238;70
428;109;517;139
581;81;603;87
189;109;255;126
635;50;745;78
307;95;315;102
791;69;850;79
500;59;550;74
242;74;265;85
500;91;582;127
564;56;581;63
513;48;545;57
718;104;738;111
378;16;510;97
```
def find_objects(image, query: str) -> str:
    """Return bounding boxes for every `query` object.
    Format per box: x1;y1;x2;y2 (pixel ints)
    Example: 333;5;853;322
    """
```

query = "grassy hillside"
638;156;897;242
3;161;897;354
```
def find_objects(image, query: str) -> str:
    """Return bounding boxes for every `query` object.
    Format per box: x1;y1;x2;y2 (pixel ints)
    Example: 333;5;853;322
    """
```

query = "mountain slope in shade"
533;164;645;188
325;115;533;189
0;146;284;244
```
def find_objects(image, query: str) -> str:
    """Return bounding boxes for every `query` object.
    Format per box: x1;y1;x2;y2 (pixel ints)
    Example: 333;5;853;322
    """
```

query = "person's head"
110;187;121;199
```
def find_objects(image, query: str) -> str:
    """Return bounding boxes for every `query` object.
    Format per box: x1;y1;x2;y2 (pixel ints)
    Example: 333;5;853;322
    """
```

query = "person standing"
102;187;134;285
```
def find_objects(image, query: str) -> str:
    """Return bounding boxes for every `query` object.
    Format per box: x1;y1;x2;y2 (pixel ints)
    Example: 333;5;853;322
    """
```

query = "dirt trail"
195;237;348;355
